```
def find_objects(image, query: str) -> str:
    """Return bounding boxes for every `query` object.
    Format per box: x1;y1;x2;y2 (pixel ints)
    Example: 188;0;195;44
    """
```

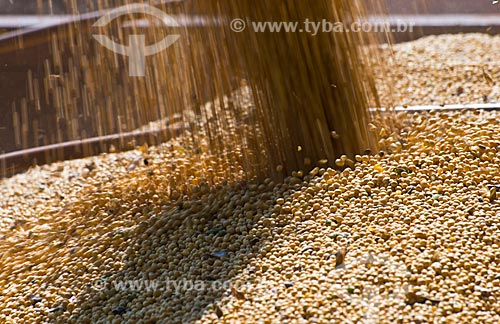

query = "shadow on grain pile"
61;177;282;323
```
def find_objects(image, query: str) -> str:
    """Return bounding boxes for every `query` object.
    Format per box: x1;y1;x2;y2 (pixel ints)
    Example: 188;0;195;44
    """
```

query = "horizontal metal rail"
1;13;500;40
371;103;500;112
368;14;500;27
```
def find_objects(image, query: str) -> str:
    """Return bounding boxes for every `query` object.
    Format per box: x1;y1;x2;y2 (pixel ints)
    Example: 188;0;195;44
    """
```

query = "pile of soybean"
376;34;500;107
1;108;500;324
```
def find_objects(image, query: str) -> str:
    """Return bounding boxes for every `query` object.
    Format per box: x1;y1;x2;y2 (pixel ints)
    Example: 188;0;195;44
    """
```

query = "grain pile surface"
2;34;500;323
2;108;500;323
377;34;500;106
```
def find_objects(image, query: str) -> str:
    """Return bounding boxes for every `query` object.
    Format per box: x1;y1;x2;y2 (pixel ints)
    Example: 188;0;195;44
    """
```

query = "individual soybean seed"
489;187;496;202
310;167;320;177
379;128;388;137
318;159;328;166
340;159;353;170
